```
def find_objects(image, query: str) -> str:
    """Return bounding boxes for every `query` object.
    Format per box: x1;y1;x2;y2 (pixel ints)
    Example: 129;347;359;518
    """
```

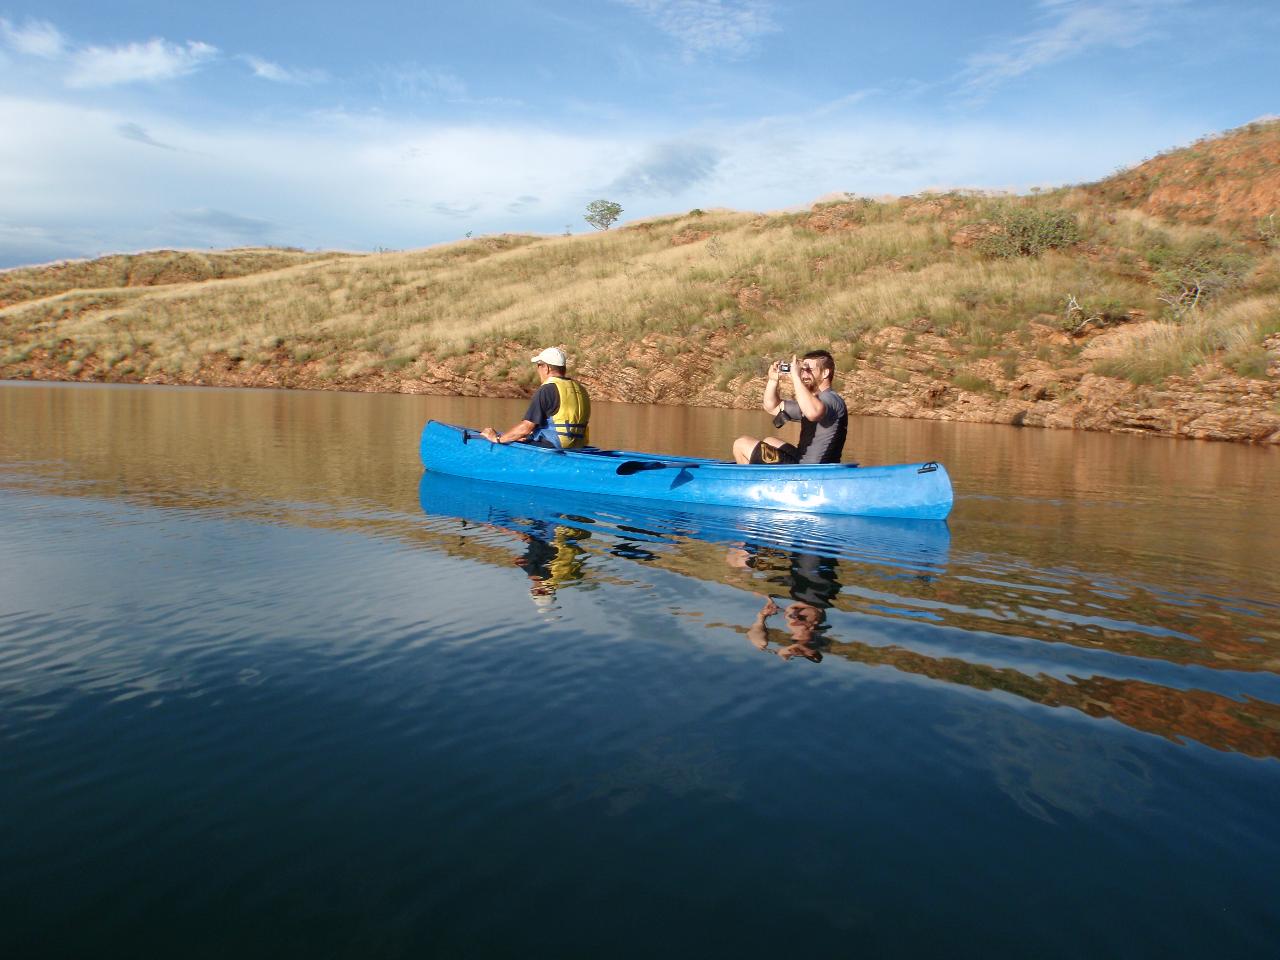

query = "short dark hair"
802;349;835;377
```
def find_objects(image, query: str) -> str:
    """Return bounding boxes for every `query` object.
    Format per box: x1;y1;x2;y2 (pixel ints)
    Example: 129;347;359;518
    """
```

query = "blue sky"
1;0;1275;267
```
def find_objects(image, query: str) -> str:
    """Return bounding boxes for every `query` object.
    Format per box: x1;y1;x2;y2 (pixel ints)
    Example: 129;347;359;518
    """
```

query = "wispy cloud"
0;17;66;58
382;65;470;101
617;0;779;61
431;202;481;218
506;195;540;214
609;140;723;196
377;64;522;109
241;55;327;85
959;0;1175;97
67;38;218;88
171;208;276;242
117;122;177;151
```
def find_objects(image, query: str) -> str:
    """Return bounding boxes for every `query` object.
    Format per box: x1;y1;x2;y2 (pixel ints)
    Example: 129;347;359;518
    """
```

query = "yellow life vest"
535;376;590;449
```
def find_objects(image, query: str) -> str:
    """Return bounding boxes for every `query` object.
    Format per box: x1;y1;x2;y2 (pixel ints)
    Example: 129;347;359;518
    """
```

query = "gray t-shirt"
782;389;849;464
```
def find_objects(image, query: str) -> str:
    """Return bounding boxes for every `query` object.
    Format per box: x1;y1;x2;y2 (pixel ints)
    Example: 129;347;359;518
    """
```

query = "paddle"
615;459;701;476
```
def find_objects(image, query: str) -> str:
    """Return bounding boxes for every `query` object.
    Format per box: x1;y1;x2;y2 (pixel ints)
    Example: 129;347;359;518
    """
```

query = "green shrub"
952;372;994;393
1061;294;1131;333
1257;213;1278;248
1224;345;1272;379
1144;235;1253;315
976;206;1081;258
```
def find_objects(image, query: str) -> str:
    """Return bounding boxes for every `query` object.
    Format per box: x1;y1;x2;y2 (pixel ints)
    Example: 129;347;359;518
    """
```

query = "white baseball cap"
530;346;567;366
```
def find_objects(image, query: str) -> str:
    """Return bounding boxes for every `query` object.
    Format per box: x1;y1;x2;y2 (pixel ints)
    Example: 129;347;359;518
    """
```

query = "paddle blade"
616;460;667;476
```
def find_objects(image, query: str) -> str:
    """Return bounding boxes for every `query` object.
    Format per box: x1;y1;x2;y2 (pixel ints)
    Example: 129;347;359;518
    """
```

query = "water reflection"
5;383;1280;954
730;548;841;662
2;382;1278;757
516;521;591;612
417;471;1280;757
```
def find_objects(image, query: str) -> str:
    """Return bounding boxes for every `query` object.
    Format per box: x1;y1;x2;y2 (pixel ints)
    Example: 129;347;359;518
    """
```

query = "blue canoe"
419;420;953;520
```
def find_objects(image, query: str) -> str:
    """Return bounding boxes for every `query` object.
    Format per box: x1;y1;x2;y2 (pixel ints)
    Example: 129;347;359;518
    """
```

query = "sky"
0;0;1276;268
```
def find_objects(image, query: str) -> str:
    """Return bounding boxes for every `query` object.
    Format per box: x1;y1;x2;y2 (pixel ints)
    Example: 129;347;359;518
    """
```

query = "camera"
777;362;791;372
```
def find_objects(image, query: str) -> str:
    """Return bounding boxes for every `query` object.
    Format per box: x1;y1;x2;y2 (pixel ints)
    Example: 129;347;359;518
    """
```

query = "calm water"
2;381;1278;958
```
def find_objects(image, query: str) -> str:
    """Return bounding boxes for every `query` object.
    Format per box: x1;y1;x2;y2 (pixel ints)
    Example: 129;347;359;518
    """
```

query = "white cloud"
242;55;327;85
0;17;66;58
66;38;218;88
959;0;1177;96
617;0;779;61
0;91;1208;269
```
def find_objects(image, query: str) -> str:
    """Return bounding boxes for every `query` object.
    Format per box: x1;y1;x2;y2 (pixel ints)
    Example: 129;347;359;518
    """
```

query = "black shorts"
749;441;800;465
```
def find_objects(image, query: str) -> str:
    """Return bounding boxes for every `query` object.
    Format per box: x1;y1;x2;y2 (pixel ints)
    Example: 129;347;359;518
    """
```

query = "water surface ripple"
1;382;1277;958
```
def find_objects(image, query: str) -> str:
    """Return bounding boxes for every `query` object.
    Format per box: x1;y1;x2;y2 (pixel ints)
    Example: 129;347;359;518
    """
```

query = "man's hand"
480;426;500;443
767;359;783;382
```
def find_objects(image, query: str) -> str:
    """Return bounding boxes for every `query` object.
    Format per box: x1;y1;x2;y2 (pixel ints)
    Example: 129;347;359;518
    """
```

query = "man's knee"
733;435;758;464
748;439;800;465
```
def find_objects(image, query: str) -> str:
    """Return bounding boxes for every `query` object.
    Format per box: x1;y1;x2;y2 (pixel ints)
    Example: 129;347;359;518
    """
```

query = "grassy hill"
2;122;1278;442
0;247;353;309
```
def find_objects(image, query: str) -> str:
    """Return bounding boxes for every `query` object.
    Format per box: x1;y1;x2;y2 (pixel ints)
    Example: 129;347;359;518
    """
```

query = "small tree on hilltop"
584;199;623;231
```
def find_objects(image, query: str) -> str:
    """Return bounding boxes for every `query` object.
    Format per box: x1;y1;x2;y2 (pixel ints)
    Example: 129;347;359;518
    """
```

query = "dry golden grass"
1;195;1275;390
0;247;350;309
1092;290;1280;383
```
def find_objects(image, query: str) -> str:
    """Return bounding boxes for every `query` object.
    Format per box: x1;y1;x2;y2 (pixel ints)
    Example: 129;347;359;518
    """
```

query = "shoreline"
6;335;1278;445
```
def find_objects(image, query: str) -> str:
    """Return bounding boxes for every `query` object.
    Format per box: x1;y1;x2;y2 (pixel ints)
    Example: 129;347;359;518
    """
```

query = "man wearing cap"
480;347;592;448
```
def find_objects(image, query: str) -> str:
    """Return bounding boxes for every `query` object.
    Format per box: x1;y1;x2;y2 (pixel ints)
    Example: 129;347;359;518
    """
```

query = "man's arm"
793;367;827;422
482;384;553;443
482;420;536;444
747;596;780;651
762;360;785;415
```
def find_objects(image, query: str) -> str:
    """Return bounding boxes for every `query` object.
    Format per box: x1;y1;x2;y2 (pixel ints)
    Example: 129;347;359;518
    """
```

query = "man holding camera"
732;349;848;465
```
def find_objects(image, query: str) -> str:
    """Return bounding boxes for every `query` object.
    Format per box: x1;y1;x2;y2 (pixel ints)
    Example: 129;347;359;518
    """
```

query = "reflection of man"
480;347;591;449
728;545;841;662
514;521;589;603
748;596;827;661
732;349;848;465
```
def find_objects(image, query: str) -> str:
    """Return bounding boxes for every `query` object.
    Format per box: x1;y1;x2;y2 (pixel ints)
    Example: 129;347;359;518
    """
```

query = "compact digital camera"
777;362;791;372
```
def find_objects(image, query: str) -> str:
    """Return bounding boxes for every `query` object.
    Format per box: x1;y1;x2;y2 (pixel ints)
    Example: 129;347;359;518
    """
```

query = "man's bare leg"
732;435;788;464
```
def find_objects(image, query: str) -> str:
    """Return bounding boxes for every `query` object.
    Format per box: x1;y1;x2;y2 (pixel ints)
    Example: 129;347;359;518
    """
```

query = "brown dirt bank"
7;318;1278;444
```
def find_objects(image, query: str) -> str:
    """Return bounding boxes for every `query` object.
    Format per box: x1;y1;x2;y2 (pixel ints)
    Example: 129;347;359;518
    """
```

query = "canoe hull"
418;420;954;520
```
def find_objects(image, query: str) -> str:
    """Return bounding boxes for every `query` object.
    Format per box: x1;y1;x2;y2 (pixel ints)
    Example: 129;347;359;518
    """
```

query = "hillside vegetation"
0;247;352;309
2;121;1278;443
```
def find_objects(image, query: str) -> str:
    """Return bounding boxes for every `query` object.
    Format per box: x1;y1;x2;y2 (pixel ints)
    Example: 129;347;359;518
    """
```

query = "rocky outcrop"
10;320;1275;443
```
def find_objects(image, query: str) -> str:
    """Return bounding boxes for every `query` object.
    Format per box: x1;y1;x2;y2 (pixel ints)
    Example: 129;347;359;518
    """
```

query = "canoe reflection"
419;470;949;639
418;471;951;571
